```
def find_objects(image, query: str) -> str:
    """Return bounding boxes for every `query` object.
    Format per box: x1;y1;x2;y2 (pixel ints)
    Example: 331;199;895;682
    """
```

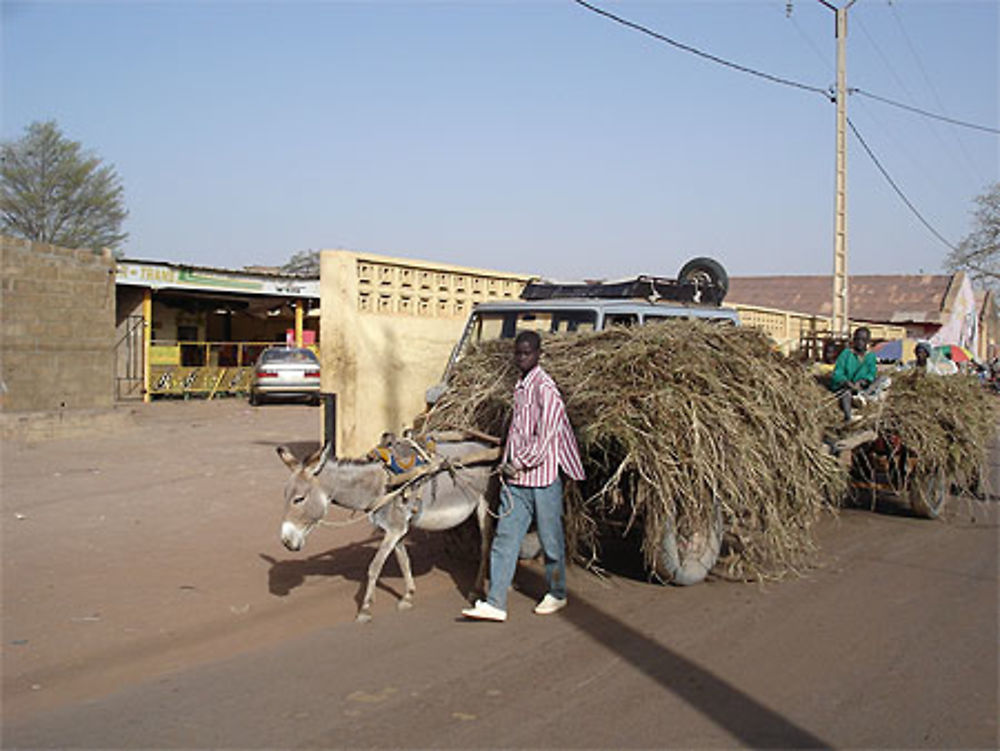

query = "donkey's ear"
305;442;333;476
276;446;300;471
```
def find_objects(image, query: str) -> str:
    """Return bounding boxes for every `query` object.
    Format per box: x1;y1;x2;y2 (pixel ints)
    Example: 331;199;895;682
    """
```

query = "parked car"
249;346;321;406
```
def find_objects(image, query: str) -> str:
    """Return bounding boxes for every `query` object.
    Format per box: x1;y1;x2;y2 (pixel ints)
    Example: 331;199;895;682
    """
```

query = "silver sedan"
249;347;321;406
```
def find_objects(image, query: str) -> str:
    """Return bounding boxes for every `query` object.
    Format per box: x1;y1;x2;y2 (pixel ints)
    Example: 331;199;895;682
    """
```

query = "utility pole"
818;0;857;338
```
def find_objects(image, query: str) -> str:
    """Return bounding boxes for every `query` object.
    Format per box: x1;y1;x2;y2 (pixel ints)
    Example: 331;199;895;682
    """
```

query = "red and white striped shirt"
504;365;585;487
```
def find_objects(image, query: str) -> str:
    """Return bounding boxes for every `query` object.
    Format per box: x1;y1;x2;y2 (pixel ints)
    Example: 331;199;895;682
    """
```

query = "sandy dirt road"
2;399;997;749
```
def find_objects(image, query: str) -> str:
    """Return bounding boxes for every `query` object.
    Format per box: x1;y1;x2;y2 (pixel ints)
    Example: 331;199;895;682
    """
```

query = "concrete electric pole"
819;0;857;338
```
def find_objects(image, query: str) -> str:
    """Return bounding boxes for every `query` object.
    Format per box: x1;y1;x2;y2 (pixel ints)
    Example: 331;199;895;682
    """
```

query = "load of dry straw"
423;320;848;581
857;368;997;496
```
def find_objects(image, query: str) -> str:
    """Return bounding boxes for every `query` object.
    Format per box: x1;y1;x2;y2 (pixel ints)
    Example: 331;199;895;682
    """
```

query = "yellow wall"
320;249;532;457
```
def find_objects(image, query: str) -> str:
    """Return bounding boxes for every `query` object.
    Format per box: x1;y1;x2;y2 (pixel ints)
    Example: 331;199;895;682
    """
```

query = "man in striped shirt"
462;330;585;622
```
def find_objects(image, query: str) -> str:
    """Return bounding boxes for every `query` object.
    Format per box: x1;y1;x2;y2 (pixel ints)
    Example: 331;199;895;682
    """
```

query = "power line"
573;0;975;255
575;0;998;137
847;117;958;252
852;12;984;191
851;88;1000;135
571;0;831;99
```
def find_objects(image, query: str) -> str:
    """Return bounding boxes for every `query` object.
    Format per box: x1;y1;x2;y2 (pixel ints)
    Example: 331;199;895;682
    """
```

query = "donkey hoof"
356;610;373;624
397;598;414;611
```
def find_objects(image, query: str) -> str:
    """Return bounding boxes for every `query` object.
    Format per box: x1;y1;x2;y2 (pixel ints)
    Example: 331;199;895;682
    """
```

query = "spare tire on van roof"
678;257;729;303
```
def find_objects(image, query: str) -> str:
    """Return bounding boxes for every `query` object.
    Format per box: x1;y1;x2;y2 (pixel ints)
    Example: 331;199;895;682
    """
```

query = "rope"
317;512;369;529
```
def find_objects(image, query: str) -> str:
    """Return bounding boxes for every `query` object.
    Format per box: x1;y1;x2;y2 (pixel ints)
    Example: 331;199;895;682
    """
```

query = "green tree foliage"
282;249;320;276
1;120;128;251
947;183;1000;289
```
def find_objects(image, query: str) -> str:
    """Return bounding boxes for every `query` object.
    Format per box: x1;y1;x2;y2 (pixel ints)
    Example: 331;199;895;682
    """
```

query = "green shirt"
831;348;877;390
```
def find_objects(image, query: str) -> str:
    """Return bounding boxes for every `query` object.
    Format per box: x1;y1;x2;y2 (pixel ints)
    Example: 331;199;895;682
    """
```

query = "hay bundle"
866;369;997;493
424;321;848;581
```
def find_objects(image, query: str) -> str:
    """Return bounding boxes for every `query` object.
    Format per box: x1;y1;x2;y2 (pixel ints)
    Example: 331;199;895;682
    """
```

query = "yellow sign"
150;345;181;365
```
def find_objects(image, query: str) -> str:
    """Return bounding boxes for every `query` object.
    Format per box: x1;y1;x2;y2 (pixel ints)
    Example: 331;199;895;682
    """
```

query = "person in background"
831;327;878;422
913;341;932;372
811;339;841;389
461;330;585;622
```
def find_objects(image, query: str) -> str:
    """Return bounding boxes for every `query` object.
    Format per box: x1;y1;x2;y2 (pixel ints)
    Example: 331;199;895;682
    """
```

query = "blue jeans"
486;478;566;611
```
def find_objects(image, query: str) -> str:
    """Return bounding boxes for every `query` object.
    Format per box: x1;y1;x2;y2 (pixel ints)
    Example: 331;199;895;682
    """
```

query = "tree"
1;120;128;252
946;183;1000;289
282;249;320;276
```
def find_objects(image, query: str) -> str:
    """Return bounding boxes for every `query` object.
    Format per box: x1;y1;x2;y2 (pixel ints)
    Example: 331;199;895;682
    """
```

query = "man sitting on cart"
831;326;879;422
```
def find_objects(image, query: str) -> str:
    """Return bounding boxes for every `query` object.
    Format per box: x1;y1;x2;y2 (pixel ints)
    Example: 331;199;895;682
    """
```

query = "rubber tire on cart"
908;472;948;519
249;391;260;407
678;257;729;304
654;500;723;586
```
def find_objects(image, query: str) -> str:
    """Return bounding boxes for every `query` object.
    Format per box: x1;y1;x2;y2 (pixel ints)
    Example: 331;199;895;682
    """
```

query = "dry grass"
856;369;998;495
424;321;848;581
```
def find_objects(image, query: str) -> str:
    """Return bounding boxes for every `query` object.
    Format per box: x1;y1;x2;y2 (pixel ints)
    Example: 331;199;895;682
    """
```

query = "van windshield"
470;309;598;344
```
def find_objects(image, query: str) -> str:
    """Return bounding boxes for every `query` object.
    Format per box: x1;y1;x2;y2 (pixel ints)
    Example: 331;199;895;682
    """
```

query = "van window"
553;311;598;334
606;313;639;328
471;310;598;344
644;314;685;325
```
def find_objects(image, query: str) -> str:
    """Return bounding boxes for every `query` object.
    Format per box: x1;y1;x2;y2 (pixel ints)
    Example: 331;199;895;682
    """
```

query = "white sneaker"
461;600;507;622
533;594;567;615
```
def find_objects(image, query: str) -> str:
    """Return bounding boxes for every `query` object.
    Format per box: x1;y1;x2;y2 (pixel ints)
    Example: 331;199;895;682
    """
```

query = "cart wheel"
249;391;260;407
678;257;729;303
908;473;947;519
655;500;723;586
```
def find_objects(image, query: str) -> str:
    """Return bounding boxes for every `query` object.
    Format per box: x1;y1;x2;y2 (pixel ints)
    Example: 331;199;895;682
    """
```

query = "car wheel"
654;499;723;586
678;257;729;303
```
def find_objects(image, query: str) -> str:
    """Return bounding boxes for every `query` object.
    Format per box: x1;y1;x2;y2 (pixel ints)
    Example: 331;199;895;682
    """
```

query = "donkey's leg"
472;494;492;597
393;541;416;610
358;528;405;623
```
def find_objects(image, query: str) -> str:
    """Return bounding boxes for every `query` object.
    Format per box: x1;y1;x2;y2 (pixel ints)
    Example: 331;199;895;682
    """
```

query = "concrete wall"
1;235;116;412
320;249;531;457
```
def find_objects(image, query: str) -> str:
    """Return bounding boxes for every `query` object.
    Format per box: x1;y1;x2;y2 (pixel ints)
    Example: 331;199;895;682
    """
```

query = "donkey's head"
276;443;333;551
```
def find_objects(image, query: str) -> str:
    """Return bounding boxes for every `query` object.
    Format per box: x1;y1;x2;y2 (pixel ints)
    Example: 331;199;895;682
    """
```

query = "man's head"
915;341;931;365
852;327;871;354
513;330;541;375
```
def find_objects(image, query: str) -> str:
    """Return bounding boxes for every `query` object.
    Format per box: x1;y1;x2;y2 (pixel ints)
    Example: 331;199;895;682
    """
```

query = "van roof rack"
520;274;725;306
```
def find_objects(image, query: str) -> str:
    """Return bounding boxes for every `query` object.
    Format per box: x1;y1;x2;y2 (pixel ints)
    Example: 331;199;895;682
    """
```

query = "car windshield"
259;348;319;365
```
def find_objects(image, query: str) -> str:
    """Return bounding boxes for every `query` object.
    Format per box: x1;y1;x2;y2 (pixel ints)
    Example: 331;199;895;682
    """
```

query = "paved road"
2;400;997;748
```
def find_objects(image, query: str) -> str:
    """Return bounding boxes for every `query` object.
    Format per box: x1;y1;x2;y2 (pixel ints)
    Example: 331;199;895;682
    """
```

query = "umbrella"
934;344;973;363
872;338;922;363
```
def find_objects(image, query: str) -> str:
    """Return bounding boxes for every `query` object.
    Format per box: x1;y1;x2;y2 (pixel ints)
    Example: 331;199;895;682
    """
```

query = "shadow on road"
259;529;481;612
516;566;832;750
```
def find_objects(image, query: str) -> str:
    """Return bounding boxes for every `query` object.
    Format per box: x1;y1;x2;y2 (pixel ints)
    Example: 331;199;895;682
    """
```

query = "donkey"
277;439;494;622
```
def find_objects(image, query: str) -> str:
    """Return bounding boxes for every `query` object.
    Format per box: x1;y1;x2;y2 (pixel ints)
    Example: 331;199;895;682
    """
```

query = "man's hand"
498;462;519;480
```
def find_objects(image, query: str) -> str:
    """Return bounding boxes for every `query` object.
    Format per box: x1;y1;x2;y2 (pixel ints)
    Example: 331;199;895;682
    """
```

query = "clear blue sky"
3;0;997;280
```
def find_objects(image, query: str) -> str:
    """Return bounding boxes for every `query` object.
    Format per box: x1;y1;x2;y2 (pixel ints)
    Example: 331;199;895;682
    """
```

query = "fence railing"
728;303;907;356
147;340;319;398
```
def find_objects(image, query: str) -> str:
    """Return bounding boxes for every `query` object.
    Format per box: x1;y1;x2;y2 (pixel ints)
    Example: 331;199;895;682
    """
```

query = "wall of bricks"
1;235;117;412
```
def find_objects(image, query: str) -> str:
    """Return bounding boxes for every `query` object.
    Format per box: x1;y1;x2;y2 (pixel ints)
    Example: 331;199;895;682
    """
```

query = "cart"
833;428;949;519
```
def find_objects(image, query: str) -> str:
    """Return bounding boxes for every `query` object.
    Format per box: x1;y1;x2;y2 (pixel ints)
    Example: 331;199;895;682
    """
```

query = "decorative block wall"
321;250;531;456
